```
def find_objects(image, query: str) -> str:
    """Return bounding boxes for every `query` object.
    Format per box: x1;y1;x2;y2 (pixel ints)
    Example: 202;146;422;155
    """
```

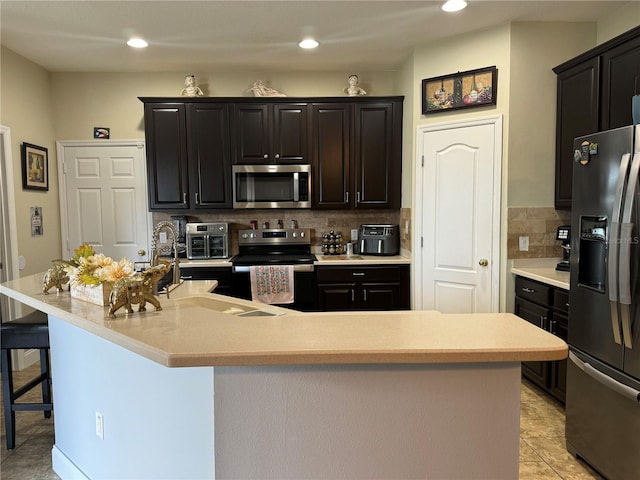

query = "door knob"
138;249;146;256
479;258;489;266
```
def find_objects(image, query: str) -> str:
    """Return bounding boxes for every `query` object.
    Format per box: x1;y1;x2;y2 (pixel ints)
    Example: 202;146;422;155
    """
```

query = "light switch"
519;236;529;251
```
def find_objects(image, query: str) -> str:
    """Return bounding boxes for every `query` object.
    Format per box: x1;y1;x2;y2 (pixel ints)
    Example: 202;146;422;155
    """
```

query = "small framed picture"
422;66;497;115
21;142;49;191
94;127;110;139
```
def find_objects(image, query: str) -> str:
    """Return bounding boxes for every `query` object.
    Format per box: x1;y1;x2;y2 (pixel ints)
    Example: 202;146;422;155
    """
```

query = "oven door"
230;264;317;312
187;234;207;259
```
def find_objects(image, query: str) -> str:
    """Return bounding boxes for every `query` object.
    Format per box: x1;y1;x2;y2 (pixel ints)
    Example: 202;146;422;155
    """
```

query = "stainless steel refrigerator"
566;125;640;480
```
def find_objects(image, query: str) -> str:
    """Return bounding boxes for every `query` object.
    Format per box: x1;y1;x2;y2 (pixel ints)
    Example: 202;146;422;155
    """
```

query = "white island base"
49;315;520;480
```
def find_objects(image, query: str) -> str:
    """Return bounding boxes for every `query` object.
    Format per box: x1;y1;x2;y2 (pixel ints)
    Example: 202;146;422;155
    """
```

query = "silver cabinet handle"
183;193;187;204
521;287;535;293
263;154;269;159
356;191;361;203
274;154;280;160
351;289;355;302
345;191;349;203
363;289;367;302
549;319;557;335
352;272;365;276
195;192;200;205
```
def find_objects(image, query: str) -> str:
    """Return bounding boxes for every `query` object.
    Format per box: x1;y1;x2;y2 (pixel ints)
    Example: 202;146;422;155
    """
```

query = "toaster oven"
186;223;229;259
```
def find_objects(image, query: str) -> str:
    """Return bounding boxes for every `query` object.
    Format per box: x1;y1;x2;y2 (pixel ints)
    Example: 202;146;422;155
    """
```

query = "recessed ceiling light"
298;38;319;49
442;0;467;12
127;38;148;48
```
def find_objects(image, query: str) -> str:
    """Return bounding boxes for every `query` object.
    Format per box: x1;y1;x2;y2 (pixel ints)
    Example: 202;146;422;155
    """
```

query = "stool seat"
1;309;52;450
1;310;49;349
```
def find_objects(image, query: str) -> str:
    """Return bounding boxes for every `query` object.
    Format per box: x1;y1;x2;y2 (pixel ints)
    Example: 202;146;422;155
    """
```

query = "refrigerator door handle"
608;153;631;346
618;152;640;349
569;352;640;403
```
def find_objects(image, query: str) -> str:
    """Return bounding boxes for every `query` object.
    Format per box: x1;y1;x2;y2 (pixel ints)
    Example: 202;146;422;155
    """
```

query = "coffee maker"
555;225;571;271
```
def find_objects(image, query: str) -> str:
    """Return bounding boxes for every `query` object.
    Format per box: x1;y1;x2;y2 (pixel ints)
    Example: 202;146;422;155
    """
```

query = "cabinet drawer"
515;276;552;306
316;265;402;283
553;288;570;314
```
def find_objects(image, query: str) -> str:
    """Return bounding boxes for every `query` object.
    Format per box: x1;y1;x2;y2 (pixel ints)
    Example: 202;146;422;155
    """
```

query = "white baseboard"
52;445;90;480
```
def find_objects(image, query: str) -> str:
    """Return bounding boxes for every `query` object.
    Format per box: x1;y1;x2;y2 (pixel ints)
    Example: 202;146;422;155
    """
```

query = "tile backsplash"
153;209;401;256
508;207;571;259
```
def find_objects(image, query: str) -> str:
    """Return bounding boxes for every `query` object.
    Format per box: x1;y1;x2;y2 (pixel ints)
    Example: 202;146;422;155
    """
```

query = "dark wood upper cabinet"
143;103;190;210
141;96;403;212
233;103;309;164
142;101;232;211
554;59;600;210
187;104;233;209
311;98;402;209
354;102;401;208
311;103;352;208
600;34;640;130
553;26;640;210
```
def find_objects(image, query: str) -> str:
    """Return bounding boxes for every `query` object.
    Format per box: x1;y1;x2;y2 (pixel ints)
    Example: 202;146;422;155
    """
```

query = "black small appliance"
555;225;571;271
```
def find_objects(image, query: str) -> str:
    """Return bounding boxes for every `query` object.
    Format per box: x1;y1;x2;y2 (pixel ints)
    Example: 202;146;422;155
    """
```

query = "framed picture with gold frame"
21;142;49;191
422;66;497;115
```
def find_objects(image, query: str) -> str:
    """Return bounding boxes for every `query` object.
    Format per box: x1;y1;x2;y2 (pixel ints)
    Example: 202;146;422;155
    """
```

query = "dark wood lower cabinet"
515;276;568;404
179;266;232;296
316;265;410;311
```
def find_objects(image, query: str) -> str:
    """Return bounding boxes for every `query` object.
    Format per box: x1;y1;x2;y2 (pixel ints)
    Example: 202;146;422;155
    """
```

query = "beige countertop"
511;258;570;290
1;274;567;368
179;255;411;267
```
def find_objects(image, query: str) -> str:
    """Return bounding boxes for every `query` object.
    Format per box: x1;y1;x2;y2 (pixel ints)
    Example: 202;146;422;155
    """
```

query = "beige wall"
49;71;398;141
597;2;640;44
507;22;596;207
1;46;61;276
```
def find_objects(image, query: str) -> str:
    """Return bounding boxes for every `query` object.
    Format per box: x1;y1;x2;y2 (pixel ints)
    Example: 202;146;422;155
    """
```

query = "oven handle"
232;265;315;273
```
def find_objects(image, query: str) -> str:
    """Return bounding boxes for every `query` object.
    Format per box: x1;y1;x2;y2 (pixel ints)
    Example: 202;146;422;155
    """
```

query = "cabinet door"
144;103;189;210
187;104;233;208
273;104;309;164
601;35;640;130
233;104;270;164
353;102;401;209
311;103;351;208
554;58;600;209
515;297;551;390
361;284;401;310
549;311;568;403
317;285;356;311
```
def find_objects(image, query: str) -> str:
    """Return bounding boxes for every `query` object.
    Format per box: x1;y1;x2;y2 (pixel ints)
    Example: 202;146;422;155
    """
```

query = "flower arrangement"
64;244;135;287
62;244;135;306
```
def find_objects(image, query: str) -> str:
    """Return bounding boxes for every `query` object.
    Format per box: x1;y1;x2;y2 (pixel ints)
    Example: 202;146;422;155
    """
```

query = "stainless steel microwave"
232;164;311;209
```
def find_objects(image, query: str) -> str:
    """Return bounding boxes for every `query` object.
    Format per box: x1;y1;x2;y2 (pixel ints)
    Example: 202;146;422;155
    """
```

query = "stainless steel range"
229;228;318;311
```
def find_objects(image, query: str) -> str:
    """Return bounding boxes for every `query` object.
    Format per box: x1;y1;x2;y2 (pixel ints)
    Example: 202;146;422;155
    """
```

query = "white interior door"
58;141;151;263
414;116;502;313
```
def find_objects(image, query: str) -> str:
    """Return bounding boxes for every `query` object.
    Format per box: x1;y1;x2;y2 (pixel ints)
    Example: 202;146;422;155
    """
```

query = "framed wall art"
21;142;49;191
422;66;497;115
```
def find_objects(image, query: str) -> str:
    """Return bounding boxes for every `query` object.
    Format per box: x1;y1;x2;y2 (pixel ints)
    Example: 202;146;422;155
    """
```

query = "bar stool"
1;309;52;450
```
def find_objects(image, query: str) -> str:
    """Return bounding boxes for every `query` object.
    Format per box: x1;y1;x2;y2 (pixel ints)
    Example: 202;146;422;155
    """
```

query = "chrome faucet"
150;221;181;288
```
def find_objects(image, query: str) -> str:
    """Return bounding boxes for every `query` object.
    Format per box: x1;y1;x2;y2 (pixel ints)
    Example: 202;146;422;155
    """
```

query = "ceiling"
0;1;633;73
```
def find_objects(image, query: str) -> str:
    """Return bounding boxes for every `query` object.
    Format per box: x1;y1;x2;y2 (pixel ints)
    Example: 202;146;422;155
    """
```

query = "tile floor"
1;364;603;480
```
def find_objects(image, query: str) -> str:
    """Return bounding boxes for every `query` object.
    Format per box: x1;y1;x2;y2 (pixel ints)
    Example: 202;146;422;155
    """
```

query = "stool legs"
1;348;17;450
1;348;53;450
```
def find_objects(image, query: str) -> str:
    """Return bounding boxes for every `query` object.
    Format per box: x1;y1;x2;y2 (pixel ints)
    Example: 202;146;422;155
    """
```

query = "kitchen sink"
175;295;285;317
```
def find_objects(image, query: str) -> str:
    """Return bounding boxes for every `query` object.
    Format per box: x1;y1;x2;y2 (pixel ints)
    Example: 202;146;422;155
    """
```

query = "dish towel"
249;265;295;304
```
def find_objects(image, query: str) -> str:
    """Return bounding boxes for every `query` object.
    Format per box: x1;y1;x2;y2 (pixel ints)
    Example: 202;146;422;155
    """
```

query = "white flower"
95;258;135;283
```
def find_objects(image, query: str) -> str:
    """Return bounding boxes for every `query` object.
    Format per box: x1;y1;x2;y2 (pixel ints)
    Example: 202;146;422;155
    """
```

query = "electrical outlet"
159;231;168;243
95;412;104;440
518;236;529;252
351;229;359;241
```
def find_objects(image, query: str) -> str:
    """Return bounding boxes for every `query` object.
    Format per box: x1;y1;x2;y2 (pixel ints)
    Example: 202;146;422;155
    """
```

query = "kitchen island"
0;274;567;480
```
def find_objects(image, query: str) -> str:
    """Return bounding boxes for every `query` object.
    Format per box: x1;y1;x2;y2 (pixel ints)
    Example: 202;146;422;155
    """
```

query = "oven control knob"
250;233;257;239
292;232;298;238
300;231;305;238
241;233;249;239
